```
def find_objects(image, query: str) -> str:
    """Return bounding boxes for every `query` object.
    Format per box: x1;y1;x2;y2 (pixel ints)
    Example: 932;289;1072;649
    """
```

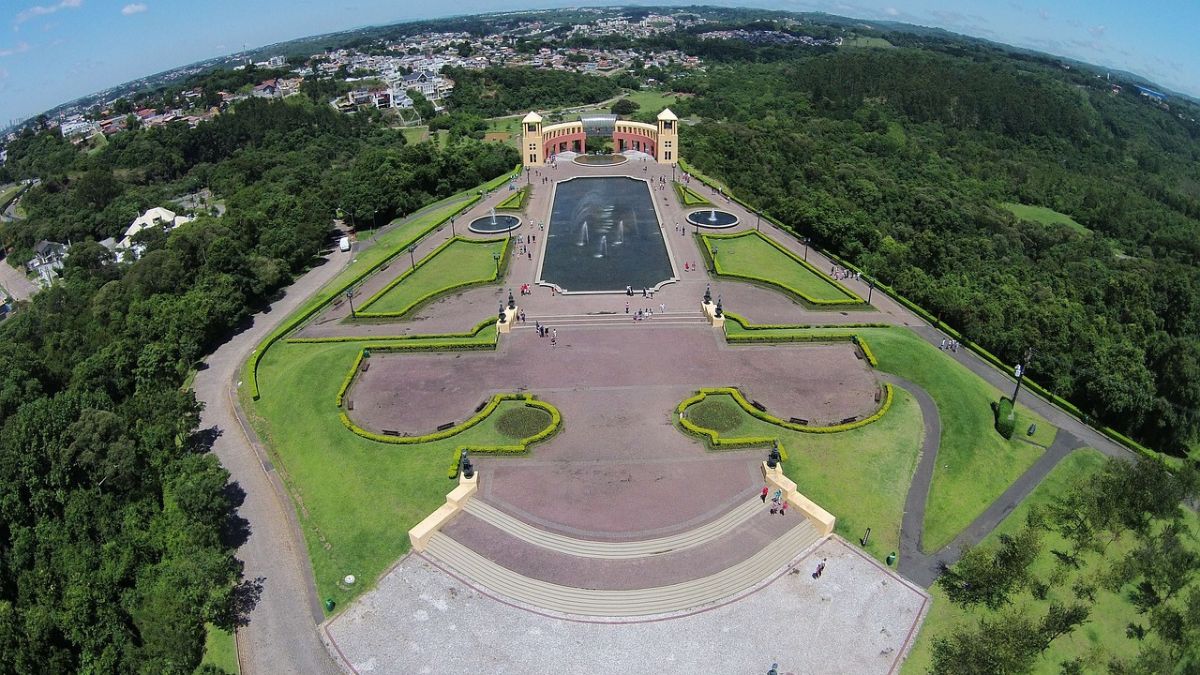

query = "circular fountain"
685;208;739;229
573;154;629;166
469;207;522;234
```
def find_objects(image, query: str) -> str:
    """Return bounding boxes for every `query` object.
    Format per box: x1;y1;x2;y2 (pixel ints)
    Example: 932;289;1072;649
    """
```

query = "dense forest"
0;97;516;670
664;45;1200;455
442;66;628;117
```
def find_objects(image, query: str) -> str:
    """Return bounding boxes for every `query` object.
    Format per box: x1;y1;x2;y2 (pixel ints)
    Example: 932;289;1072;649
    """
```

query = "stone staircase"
423;499;824;617
462;497;764;559
516;311;710;331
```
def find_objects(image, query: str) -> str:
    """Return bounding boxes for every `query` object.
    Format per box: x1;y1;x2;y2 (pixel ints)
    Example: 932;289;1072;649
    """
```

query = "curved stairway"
424;501;824;617
462;497;764;559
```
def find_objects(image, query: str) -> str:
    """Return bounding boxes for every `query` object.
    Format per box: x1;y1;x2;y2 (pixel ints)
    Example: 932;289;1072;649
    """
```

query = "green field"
357;238;507;316
723;324;1056;552
903;448;1196;673
702;232;862;304
842;36;895;48
1002;202;1091;234
197;624;239;674
621;89;680;112
401;126;429;144
246;341;551;609
683;388;924;563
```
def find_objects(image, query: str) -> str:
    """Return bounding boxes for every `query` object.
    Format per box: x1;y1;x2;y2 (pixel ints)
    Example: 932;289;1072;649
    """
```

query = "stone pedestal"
497;306;520;334
409;472;479;552
702;301;725;328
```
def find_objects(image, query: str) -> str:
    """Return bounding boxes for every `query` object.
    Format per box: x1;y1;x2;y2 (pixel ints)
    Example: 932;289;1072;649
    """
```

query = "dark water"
541;177;673;292
686;209;739;228
468;214;520;233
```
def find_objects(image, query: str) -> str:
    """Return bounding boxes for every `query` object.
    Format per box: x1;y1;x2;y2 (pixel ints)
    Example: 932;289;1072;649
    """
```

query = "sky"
1;0;1198;124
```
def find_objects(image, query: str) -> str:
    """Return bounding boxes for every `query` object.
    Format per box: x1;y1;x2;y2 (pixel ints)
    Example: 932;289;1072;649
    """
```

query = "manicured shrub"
994;397;1016;439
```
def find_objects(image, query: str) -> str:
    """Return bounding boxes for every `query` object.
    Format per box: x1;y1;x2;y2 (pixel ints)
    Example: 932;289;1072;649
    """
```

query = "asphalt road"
193;252;350;675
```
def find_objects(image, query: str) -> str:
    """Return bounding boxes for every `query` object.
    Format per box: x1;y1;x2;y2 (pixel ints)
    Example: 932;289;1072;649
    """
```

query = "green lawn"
245;341;554;610
621;89;679;112
842;36;895;48
0;184;23;208
1002;202;1091;234
903;448;1193;673
197;624;238;674
681;388;924;564
702;232;862;304
722;324;1056;552
357;238;507;316
401;126;429;144
673;181;711;207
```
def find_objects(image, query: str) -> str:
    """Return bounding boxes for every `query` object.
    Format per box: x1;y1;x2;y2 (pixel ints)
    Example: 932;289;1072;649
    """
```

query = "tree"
938;526;1042;609
611;98;641;116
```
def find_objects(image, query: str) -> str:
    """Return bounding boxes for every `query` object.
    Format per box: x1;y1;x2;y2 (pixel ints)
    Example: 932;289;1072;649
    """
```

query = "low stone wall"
760;461;835;536
409;473;478;552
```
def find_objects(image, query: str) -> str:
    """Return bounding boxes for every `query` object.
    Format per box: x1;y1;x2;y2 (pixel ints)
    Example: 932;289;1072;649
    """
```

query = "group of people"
682;261;699;272
627;301;667;321
830;265;861;282
533;321;557;345
940;338;961;352
760;486;789;516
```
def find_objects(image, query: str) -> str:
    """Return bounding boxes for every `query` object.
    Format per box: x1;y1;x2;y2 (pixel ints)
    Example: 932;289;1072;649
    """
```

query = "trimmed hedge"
721;311;889;332
245;168;522;399
286;317;497;344
852;335;879;368
495;186;528;210
356;236;511;318
702;231;862;306
340;392;537;444
993;397;1016;439
678;385;893;436
335;351;365;407
673;181;712;207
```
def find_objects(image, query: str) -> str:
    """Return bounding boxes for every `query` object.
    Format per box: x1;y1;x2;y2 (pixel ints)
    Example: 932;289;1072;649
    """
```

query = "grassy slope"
704;233;860;302
903;448;1197;673
358;239;506;314
723;324;1055;552
245;341;546;609
1002;202;1091;234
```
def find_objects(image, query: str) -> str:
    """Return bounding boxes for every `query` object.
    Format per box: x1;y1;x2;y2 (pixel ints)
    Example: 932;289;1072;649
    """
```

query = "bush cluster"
993;397;1016;439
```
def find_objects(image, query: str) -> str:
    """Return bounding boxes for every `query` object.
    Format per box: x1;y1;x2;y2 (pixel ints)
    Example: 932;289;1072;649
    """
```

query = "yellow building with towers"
521;108;679;167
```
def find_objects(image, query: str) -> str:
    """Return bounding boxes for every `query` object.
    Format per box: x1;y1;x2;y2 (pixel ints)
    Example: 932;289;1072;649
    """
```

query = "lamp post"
345;289;355;318
1010;347;1035;416
802;237;810;262
450;216;456;237
867;279;875;304
755;210;761;232
408;245;417;269
371;209;378;242
493;251;501;275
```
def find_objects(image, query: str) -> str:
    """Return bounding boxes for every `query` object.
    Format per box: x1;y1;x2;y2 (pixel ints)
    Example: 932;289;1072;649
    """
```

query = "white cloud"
0;41;30;57
885;7;899;16
15;0;82;25
121;3;147;15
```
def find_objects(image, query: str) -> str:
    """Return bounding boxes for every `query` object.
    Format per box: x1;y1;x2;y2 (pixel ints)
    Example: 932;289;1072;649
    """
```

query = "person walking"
625;301;630;314
552;328;557;340
760;486;769;503
812;558;826;579
779;501;789;516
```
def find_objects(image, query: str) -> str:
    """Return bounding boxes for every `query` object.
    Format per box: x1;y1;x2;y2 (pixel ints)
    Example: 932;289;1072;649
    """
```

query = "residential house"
115;207;192;260
25;240;68;287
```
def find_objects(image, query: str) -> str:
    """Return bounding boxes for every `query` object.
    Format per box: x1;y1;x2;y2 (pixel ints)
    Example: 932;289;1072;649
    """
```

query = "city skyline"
1;0;1198;124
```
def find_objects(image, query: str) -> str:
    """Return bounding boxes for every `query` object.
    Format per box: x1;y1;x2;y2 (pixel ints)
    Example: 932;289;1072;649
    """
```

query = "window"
529;153;537;163
665;151;672;160
529;143;537;150
662;121;673;130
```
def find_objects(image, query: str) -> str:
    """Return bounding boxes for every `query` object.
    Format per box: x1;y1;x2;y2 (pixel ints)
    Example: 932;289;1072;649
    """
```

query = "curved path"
884;374;1087;587
193;196;478;674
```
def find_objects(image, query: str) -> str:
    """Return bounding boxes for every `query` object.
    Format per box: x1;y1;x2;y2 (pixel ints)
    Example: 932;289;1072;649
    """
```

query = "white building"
115;207;192;260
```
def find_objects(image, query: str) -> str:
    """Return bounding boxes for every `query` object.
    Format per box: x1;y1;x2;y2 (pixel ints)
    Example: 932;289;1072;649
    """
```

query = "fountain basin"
573;154;628;166
686;209;739;229
469;214;522;234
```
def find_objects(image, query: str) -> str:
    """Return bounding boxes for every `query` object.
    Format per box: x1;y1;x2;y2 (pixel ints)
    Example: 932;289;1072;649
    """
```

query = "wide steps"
517;312;710;330
463;498;762;559
424;520;823;617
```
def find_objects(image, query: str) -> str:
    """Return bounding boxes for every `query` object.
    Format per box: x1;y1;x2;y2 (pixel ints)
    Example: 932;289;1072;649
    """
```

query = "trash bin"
324;598;335;612
1027;423;1037;437
886;552;897;566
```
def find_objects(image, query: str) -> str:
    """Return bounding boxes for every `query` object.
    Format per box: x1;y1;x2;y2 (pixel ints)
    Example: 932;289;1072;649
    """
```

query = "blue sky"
0;0;1197;124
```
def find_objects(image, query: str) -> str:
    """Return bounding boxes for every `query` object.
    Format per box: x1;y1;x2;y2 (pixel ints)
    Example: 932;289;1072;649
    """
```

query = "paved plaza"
323;537;929;675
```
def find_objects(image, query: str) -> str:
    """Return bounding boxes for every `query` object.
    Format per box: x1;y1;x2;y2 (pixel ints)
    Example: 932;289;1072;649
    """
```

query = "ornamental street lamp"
345;289;355;318
755;210;761;232
1010;347;1035;416
867;279;875;304
408;245;417;269
493;251;501;275
802;237;810;262
450;216;456;237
